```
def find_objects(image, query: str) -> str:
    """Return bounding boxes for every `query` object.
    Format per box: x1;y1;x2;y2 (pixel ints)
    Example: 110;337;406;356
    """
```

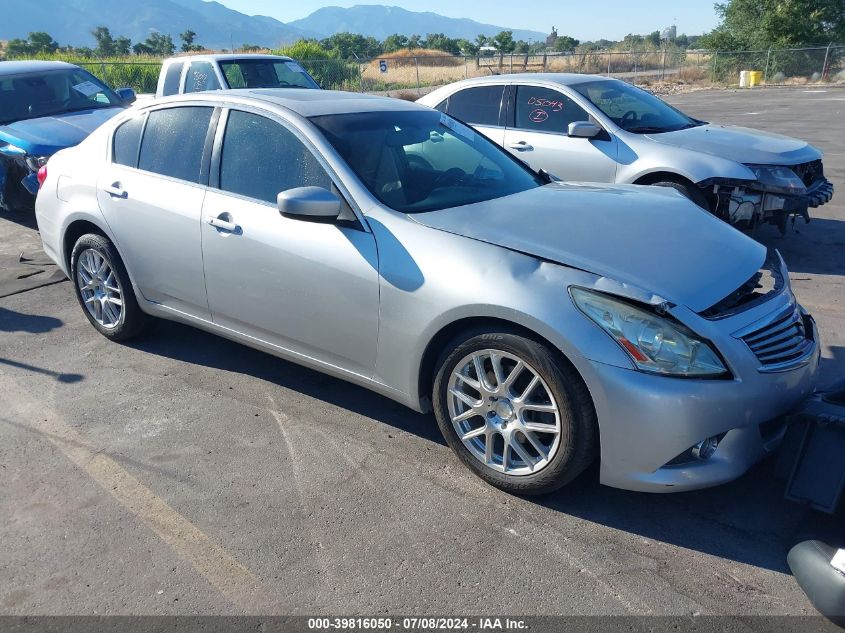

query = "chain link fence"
79;45;845;96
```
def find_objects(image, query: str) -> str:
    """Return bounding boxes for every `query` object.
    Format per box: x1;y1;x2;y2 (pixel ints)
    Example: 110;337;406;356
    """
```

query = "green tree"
553;35;580;52
114;36;131;55
425;33;460;54
407;34;422;50
148;33;176;56
320;32;380;58
180;29;203;52
383;34;409;53
132;42;153;55
456;38;479;55
492;30;516;53
6;38;33;57
28;32;59;54
646;30;661;48
475;34;488;49
91;26;116;56
701;0;845;50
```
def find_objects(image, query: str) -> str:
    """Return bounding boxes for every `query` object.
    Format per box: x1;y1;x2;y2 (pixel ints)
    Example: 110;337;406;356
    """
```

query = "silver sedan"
35;89;819;494
419;74;834;234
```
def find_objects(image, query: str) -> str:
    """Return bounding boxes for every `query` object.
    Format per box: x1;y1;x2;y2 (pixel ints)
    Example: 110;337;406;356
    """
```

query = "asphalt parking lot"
1;87;844;618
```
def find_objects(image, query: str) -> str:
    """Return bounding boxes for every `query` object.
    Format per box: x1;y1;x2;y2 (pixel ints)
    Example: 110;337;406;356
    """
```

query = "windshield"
571;80;704;133
220;59;320;90
0;68;122;125
310;109;543;214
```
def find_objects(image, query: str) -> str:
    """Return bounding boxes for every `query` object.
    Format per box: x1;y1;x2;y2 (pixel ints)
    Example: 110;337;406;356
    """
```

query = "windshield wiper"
624;125;671;134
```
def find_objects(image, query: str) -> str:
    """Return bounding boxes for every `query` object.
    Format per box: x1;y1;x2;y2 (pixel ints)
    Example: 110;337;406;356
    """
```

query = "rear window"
112;115;145;167
219;59;319;90
138;106;213;183
184;61;222;93
443;85;505;127
161;62;183;96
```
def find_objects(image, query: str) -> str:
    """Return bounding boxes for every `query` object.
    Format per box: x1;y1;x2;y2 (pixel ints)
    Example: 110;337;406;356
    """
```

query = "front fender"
618;141;758;185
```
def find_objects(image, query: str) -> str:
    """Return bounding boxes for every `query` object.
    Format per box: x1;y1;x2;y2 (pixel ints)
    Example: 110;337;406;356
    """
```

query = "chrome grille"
738;302;814;370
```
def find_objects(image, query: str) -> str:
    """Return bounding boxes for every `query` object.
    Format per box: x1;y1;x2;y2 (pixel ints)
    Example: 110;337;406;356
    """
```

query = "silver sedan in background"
35;89;819;494
419;74;834;233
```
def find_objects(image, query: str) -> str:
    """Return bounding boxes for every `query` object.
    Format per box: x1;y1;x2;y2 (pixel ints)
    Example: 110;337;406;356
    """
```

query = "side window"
184;62;222;93
444;85;504;127
138;107;213;183
161;63;183;96
112;115;145;167
514;86;591;134
219;110;331;204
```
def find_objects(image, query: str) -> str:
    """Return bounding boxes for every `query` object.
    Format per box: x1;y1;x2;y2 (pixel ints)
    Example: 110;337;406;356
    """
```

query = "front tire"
432;329;597;495
70;233;147;341
652;179;711;212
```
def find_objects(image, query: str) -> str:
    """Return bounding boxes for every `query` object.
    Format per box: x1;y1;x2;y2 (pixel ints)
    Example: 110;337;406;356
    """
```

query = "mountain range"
289;6;546;42
0;1;548;50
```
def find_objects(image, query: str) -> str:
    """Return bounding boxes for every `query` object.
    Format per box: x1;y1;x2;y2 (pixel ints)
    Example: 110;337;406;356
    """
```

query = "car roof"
160;88;428;118
441;72;612;87
161;54;295;64
0;60;78;76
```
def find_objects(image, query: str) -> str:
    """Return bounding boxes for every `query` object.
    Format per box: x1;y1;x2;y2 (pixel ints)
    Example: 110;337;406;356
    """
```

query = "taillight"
37;164;48;188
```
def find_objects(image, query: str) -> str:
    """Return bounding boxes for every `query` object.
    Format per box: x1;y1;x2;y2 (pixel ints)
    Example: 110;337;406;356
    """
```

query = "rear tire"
652;179;711;211
70;233;147;341
432;328;597;495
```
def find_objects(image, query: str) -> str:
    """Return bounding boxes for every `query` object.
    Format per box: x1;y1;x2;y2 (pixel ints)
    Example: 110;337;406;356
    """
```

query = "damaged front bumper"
701;160;835;234
0;145;47;211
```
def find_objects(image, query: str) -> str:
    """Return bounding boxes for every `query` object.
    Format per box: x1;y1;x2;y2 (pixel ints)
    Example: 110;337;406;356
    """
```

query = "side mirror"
116;87;137;104
278;186;341;220
568;121;601;139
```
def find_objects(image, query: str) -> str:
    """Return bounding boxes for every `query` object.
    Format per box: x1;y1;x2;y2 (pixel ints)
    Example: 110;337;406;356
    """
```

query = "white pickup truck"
155;54;320;97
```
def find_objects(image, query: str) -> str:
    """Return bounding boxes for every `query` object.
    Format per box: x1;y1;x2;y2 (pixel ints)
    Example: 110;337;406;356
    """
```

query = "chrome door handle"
207;216;239;233
103;184;127;198
507;141;533;151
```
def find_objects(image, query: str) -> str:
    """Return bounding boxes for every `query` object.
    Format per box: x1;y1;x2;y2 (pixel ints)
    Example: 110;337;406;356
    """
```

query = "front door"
503;85;618;182
200;109;379;375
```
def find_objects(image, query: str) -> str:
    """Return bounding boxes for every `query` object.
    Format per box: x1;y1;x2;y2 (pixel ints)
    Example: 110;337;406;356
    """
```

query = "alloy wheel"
446;349;562;475
76;248;124;329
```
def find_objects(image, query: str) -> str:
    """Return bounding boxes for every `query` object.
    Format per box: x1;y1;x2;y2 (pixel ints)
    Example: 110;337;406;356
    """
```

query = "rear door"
503;84;618;182
96;104;216;319
436;84;506;145
199;107;379;375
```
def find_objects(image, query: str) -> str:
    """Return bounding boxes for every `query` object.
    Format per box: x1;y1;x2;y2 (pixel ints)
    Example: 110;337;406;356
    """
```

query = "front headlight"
570;287;728;377
748;165;806;195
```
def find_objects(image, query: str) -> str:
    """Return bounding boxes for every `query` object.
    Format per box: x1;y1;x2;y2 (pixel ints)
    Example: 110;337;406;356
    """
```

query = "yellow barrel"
749;70;763;86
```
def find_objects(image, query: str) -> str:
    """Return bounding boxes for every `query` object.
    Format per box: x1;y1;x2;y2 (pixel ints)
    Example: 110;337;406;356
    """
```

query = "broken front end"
702;160;834;234
0;143;45;213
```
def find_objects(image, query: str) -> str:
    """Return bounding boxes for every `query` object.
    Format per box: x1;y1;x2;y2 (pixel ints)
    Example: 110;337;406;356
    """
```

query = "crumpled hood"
645;124;821;166
0;106;124;156
412;183;766;312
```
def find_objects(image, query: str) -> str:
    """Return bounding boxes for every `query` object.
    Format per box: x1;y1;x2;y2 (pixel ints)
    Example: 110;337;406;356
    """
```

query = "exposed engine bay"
701;159;834;234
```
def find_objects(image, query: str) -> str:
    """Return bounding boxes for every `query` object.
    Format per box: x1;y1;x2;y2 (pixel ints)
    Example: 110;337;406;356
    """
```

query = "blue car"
0;60;135;212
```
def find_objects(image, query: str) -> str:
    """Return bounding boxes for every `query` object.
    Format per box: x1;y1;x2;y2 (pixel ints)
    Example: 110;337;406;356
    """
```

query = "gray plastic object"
788;540;845;627
779;378;845;514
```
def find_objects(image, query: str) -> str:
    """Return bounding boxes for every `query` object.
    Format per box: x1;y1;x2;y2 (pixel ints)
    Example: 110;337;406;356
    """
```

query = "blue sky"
215;1;721;40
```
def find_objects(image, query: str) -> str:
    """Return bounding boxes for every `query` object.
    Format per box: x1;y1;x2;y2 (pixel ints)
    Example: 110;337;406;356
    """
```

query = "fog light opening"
691;436;721;461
